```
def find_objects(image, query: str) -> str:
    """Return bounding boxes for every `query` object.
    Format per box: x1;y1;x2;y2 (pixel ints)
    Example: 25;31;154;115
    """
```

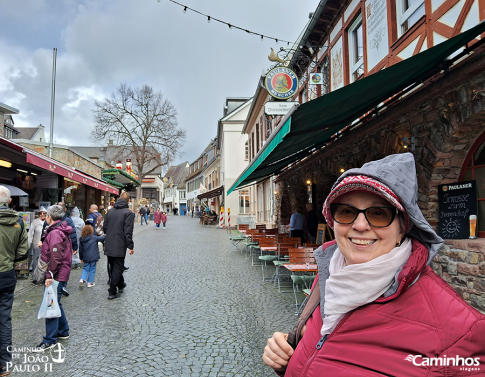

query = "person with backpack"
86;204;103;235
78;225;105;288
0;186;28;375
139;206;147;226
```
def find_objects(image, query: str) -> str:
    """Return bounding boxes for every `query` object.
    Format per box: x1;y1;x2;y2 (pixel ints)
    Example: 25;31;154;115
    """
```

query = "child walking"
79;225;105;288
161;212;168;229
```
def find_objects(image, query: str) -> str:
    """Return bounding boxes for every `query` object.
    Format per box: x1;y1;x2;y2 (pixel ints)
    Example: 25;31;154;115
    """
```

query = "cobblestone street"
11;216;298;376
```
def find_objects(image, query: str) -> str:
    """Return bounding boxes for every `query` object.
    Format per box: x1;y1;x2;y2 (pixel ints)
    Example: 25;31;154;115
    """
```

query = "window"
265;115;272;139
256;124;260;153
239;190;250;214
348;14;364;82
245;141;249;161
398;0;425;36
260;116;264;147
179;191;186;199
251;132;255;159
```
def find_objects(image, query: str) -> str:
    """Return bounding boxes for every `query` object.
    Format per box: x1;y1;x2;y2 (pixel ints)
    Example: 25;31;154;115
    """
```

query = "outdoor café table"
282;263;318;273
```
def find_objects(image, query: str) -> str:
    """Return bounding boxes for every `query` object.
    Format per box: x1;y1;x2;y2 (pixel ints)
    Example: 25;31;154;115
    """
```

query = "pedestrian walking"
263;153;485;376
103;192;134;300
28;207;46;272
70;207;84;269
191;206;194;217
145;205;150;223
86;204;102;234
33;205;72;353
40;202;78;258
154;208;162;229
161;212;168;229
78;225;105;288
174;207;178;216
0;186;28;376
139;206;147;225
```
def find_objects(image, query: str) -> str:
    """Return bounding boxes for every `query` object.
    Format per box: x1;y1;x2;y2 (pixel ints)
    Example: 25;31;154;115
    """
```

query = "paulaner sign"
265;67;298;100
264;101;299;116
438;180;478;239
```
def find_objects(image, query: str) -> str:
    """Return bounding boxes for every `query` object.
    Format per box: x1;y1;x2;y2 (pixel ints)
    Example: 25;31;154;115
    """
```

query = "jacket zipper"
299;312;353;377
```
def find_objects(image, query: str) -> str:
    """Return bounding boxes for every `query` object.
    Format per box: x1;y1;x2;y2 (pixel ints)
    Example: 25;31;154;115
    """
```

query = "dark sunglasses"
330;203;398;228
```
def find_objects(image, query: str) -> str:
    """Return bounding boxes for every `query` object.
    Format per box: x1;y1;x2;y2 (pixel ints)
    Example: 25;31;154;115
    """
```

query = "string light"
160;0;292;45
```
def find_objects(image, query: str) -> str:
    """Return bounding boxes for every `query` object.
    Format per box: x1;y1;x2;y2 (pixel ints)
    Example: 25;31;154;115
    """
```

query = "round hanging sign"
265;67;299;100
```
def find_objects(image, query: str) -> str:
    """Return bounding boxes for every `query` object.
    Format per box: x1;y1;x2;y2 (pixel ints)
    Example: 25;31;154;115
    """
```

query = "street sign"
264;101;299;116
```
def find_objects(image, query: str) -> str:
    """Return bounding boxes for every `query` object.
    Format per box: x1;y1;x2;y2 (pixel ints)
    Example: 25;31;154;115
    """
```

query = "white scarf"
321;238;412;336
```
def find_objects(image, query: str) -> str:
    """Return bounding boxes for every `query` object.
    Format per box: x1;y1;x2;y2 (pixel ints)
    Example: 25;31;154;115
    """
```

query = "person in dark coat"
306;203;319;244
79;225;105;288
103;192;134;300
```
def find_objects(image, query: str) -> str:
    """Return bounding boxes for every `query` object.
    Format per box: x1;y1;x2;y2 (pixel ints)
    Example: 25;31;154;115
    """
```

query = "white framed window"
239;190;250;214
179;191;186;199
245;141;249;161
397;0;425;36
348;14;364;83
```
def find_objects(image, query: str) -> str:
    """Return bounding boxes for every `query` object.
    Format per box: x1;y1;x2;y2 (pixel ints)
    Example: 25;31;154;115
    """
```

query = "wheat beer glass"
469;215;477;239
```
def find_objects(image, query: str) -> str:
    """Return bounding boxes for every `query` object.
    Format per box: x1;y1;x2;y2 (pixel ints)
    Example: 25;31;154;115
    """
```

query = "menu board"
317;224;332;244
438;180;478;239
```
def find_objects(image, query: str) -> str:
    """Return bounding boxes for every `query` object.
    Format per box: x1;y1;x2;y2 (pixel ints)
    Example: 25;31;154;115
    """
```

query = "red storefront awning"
25;151;119;195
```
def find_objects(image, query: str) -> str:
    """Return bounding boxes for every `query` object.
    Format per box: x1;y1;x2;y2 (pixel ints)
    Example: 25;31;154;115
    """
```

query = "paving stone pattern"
12;216;299;376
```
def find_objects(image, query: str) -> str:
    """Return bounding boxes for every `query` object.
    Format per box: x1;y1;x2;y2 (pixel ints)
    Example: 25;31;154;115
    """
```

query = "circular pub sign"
265;67;298;100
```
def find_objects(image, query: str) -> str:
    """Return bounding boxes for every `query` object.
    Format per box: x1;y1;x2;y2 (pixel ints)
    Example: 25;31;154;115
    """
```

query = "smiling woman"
263;153;485;377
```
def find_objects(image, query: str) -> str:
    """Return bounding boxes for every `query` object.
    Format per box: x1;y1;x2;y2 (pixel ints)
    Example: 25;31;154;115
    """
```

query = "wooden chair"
261;228;278;235
282;237;301;246
258;237;279;280
288;248;316;308
237;224;250;232
272;242;299;291
255;224;266;230
303;243;320;249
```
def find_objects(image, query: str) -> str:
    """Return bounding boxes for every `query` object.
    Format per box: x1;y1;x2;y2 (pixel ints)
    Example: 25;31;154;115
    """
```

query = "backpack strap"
17;216;25;232
287;277;320;349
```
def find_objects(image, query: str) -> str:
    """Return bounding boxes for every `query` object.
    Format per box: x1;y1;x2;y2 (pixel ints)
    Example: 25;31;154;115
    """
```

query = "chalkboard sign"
438;180;478;239
317;224;332;244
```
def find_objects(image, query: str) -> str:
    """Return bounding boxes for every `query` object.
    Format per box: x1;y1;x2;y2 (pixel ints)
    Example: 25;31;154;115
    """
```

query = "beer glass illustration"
469;215;477;239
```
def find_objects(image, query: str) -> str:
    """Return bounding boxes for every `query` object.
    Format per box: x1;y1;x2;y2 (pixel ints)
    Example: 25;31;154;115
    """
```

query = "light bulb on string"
261;35;264;41
275;39;278;44
207;16;211;23
183;6;187;13
228;24;232;29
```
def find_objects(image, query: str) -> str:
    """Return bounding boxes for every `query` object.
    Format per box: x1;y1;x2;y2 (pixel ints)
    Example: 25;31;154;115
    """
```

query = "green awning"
227;22;485;195
103;168;141;186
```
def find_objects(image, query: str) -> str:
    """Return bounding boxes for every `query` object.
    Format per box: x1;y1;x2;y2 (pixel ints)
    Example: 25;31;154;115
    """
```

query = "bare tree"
91;84;186;198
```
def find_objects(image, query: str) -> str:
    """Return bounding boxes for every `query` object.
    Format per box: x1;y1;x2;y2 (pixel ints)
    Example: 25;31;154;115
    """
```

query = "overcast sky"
1;0;319;168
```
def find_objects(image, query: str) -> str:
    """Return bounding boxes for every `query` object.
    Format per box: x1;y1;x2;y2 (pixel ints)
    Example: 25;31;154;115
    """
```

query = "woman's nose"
352;212;370;230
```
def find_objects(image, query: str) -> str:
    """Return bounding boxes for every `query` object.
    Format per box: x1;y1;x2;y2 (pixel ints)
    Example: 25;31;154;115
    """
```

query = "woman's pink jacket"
282;239;485;376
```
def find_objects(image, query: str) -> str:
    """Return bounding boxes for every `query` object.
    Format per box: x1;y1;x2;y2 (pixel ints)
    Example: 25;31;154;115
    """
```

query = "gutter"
241;76;265;134
288;0;328;72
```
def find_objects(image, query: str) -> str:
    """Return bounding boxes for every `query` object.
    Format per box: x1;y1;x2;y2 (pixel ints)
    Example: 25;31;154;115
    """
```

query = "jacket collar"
314;238;429;319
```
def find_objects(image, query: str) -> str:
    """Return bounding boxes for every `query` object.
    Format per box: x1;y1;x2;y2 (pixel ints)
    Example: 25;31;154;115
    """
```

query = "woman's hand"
37;241;42;248
262;332;294;372
45;279;53;287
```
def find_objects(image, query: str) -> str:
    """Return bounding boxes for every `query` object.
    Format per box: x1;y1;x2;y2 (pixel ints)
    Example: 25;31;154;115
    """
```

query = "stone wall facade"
274;51;485;312
18;142;102;179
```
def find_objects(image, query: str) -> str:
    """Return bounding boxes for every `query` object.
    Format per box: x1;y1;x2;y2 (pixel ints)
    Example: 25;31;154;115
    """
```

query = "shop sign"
264;101;299;116
265;67;298;100
309;73;323;85
438;180;478;239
